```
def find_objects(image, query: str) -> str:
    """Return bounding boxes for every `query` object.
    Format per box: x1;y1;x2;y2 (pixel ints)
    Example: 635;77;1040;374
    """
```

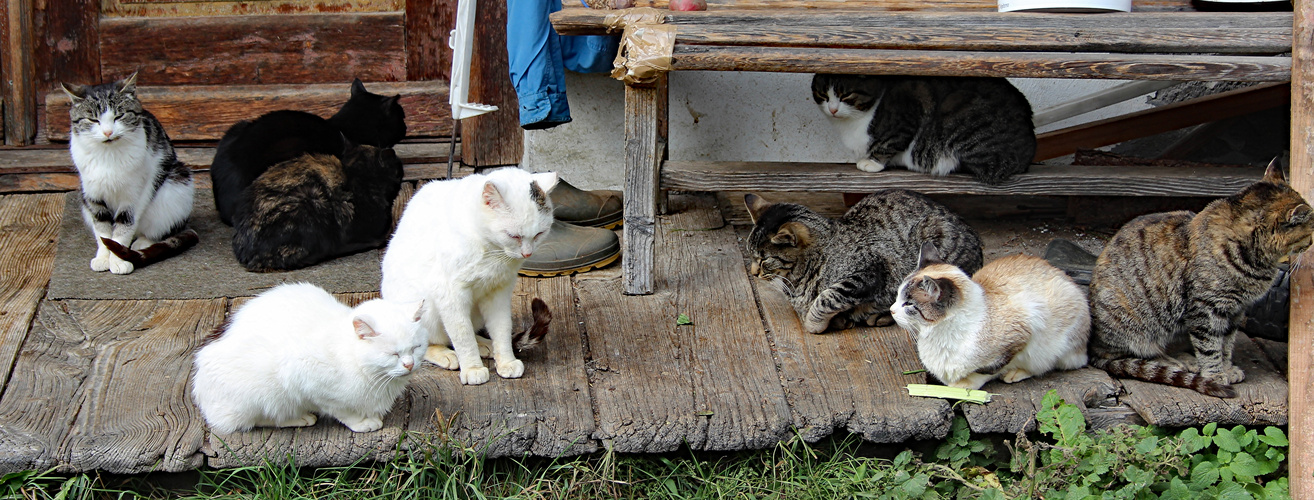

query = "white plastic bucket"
998;0;1131;12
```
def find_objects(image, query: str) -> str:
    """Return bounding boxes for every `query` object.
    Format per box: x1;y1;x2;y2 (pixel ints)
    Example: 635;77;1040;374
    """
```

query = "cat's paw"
425;346;460;370
872;313;896;327
108;257;135;275
460;365;491;385
477;337;493;358
856;159;886;173
496;359;525;379
802;318;830;334
341;416;383;433
90;255;112;272
277;413;318;428
1222;364;1246;384
1001;367;1033;384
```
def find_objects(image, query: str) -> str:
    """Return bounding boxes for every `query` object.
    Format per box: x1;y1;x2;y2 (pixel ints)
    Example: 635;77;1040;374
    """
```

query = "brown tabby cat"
1088;160;1313;398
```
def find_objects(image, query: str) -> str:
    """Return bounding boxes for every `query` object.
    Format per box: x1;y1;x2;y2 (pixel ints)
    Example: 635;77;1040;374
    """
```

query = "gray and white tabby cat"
812;74;1035;185
744;190;983;333
61;72;195;274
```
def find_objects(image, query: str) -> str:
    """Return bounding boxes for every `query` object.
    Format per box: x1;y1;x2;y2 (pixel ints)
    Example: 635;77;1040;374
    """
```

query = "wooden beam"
662;161;1265;198
1288;0;1314;494
669;45;1291;82
99;13;406;86
623;76;668;295
33;0;99;96
406;0;457;81
1034;82;1290;161
461;0;522;167
1;0;37;145
555;0;1196;16
45;81;453;141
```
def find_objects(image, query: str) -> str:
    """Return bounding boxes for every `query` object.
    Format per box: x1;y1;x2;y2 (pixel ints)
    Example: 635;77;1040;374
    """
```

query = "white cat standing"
381;167;556;385
192;283;427;434
62;72;194;274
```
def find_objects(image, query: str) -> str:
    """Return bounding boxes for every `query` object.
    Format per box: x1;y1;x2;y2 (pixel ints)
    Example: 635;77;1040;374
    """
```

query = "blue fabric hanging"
506;0;619;129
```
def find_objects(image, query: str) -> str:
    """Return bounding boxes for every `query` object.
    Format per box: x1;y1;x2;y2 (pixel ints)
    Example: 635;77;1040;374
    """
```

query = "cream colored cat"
891;243;1090;390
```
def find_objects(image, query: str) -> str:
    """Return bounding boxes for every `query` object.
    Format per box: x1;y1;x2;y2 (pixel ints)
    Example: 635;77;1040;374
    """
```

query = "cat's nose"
402;359;414;370
828;106;839;115
101;129;113;137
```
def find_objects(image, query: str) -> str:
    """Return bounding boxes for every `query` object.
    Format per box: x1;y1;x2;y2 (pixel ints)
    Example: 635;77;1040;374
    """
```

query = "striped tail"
513;298;551;353
100;229;200;268
1092;356;1236;398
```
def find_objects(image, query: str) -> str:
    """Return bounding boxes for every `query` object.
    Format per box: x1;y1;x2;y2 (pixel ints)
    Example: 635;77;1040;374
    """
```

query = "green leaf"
1214;428;1242;453
1215;481;1251;500
1264;477;1290;499
1190;461;1220;491
1228;452;1263;482
1233;426;1255;450
1179;427;1210;454
893;450;913;468
1203;422;1218;437
1135;436;1159;455
899;472;929;496
1162;477;1192;500
1065;485;1092;500
1259;427;1289;448
676;313;692;326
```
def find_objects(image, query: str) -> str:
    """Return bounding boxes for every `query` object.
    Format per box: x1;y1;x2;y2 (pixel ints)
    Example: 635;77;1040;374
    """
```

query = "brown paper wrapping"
602;7;666;32
607;10;674;85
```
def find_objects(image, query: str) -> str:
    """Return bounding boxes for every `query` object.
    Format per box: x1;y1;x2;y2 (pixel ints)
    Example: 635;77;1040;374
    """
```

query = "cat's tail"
513;298;551;353
101;229;200;268
1091;356;1236;398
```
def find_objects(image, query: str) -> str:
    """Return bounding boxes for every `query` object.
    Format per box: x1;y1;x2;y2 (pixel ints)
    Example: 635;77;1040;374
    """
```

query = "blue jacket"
506;0;619;129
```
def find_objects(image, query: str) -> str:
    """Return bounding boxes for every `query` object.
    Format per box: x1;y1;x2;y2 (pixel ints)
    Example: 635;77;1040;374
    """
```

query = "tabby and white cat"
1089;161;1313;398
744;190;983;333
811;74;1035;185
892;244;1090;390
192;282;427;434
61;72;196;274
380;167;557;385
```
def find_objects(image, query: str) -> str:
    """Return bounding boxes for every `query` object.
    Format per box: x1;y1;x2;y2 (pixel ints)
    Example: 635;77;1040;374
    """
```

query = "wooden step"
661;161;1266;197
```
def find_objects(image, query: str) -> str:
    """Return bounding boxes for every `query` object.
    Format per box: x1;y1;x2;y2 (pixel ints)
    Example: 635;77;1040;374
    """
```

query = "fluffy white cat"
381;167;557;385
192;283;426;434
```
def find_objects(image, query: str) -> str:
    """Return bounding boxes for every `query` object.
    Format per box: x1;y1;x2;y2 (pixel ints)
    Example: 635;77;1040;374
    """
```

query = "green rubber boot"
549;179;622;229
519;220;620;277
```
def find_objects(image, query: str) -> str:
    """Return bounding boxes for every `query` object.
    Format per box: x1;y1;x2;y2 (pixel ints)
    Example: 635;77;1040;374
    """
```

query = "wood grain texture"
1035;82;1290;161
100;0;401;17
460;0;522;167
1118;333;1287;428
663;162;1267;198
623;77;667;295
406;0;457;81
401;277;597;458
1290;0;1314;491
0;143;456;173
3;0;37;145
669;45;1292;82
33;0;99;96
577;194;791;452
555;0;1196;17
0;299;222;474
45;81;453;141
0;193;63;391
99;13;406;86
961;368;1120;434
738;226;951;442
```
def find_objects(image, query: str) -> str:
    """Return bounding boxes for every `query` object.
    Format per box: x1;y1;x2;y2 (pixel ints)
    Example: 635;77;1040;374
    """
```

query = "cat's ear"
412;300;425;322
919;277;941;301
531;172;559;194
918;242;945;268
1263;157;1288;185
482;181;506;211
383;94;401;110
744;193;771;224
1289;204;1312;225
59;82;86;101
353;316;381;339
351;78;367;97
116;71;139;95
771;221;812;248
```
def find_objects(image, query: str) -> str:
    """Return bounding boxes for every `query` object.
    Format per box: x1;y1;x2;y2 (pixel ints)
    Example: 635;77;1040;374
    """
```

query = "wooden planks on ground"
576;193;791;452
0;193;63;390
740;227;952;442
1118;332;1287;428
0;299;224;474
962;368;1121;434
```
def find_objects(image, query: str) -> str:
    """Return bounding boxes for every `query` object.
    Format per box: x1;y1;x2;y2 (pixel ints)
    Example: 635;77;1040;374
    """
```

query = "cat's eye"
506;232;521;240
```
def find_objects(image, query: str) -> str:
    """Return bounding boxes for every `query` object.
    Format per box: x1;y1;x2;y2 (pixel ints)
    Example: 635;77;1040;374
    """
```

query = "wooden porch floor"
0;188;1291;475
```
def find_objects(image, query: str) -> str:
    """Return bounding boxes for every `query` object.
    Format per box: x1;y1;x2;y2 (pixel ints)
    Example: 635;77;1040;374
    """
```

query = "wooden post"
34;0;100;95
461;0;522;166
2;0;37;145
622;75;668;295
1290;0;1314;496
405;0;456;81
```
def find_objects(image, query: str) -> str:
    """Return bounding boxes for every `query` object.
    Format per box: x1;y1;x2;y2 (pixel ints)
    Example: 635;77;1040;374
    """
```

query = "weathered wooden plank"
664;162;1267;198
577;194;790;452
1290;0;1314;491
1118;332;1287;428
0;172;80;193
961;368;1121;434
739;228;952;442
45;81;453;142
2;0;37;145
406;0;457;81
99;13;406;86
401;277;597;458
0;142;456;173
1035;82;1290;161
623;76;667;295
670;45;1292;82
100;0;401;17
0;299;222;474
555;0;1197;20
33;0;99;95
461;0;522;167
0;193;63;391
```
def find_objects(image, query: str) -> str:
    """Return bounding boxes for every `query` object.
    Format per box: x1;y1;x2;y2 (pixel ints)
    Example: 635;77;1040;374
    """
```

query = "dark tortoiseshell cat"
1089;160;1314;398
745;190;983;333
811;75;1035;185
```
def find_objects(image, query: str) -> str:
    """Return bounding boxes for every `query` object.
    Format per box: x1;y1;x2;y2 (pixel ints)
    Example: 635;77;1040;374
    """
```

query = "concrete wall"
522;72;1154;191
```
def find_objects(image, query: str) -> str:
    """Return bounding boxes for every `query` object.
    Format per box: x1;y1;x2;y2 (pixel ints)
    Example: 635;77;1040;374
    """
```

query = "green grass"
2;392;1291;499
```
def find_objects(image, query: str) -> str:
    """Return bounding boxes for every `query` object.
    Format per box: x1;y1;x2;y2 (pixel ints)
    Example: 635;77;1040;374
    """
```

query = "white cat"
381;167;557;385
892;243;1089;390
62;72;195;274
192;283;426;434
